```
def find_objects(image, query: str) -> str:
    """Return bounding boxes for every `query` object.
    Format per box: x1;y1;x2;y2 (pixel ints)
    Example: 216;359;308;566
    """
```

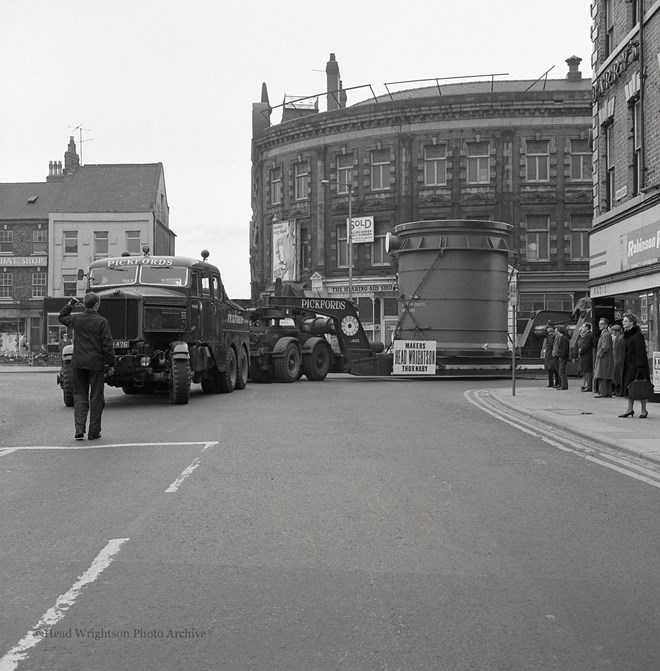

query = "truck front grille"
99;297;139;341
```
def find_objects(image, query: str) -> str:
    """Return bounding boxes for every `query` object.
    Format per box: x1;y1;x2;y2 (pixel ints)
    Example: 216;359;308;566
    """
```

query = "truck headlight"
139;356;151;367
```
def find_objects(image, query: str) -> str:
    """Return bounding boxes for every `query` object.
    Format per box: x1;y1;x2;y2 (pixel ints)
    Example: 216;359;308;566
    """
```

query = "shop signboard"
620;220;660;271
653;352;660;391
392;340;436;375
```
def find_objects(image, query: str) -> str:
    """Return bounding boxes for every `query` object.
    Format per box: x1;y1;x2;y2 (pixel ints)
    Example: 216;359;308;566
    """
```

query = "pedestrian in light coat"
594;317;614;398
576;322;594;392
610;324;624;396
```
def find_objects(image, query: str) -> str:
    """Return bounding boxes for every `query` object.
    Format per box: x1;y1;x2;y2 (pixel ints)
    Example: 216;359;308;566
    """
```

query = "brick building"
0;183;60;355
589;0;660;379
251;54;593;344
0;138;175;353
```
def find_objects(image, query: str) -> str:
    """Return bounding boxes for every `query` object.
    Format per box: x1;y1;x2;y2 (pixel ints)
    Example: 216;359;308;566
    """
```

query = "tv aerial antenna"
68;124;94;165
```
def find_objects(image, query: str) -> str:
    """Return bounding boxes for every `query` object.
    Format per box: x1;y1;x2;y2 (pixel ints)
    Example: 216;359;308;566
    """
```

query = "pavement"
481;382;660;467
2;364;658;467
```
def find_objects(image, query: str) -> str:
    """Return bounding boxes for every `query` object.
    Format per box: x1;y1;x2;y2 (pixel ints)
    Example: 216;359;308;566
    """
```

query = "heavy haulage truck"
50;250;250;405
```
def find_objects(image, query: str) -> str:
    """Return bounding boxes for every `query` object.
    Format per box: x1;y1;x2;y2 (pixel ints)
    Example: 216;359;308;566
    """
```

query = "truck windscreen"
139;266;189;287
89;267;138;286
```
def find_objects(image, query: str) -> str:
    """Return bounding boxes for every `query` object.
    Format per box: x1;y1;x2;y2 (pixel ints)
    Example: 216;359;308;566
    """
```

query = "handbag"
627;374;654;400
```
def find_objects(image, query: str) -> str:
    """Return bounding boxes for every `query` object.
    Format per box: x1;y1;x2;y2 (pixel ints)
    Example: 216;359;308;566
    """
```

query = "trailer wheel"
235;346;249;390
170;358;191;404
217;347;237;393
274;342;301;383
61;363;74;407
303;342;331;381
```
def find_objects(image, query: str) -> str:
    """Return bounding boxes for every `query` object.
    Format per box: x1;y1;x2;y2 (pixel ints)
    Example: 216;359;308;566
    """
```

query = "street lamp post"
322;179;354;303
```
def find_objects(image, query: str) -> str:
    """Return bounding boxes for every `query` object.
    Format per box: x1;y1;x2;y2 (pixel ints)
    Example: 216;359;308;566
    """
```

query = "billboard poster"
272;220;298;282
392;340;437;375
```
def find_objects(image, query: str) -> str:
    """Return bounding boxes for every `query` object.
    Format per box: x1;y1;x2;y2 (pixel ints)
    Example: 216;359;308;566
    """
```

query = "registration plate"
113;340;129;349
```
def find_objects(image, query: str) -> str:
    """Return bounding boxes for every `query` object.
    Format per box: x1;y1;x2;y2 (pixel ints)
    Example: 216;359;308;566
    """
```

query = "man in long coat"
594;317;614;398
544;322;560;388
576;322;594;392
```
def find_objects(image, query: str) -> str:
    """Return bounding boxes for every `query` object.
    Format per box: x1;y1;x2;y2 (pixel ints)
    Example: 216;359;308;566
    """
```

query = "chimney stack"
64;135;80;173
326;53;342;112
566;55;582;81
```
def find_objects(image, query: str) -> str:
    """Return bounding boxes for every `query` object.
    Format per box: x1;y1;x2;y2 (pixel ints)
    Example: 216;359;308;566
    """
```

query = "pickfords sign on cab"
392;340;437;375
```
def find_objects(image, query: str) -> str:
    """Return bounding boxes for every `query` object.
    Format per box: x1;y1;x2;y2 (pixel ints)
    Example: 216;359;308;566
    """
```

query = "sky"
0;0;593;299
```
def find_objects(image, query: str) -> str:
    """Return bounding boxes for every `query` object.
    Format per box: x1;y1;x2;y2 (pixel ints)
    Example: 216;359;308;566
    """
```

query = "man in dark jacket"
555;325;571;390
59;293;116;440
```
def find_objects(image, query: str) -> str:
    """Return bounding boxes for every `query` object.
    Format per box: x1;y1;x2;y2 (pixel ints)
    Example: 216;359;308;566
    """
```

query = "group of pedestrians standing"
543;313;652;418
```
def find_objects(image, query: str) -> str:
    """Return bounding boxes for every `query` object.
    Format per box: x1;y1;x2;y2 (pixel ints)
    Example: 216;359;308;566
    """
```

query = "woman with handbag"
619;313;653;418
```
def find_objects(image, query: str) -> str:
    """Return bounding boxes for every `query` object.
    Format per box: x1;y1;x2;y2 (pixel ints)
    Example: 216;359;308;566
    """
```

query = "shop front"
589;203;660;398
309;273;399;346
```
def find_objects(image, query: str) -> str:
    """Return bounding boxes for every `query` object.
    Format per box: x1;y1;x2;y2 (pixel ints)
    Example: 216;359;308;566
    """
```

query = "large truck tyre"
61;363;74;407
235;345;249;390
217;347;237;393
274;342;301;383
303;342;332;381
170;358;191;404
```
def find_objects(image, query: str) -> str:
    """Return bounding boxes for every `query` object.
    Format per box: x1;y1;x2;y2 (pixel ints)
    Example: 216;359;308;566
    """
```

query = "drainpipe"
638;1;646;190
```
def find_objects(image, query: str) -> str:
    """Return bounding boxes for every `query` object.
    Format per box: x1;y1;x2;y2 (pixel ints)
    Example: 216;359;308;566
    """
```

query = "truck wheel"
170;358;191;404
235;346;249;390
303;343;331;381
61;363;74;407
274;342;301;383
217;347;237;393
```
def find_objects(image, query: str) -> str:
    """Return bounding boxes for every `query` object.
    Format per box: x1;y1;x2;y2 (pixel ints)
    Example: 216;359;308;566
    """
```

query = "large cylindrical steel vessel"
389;220;513;357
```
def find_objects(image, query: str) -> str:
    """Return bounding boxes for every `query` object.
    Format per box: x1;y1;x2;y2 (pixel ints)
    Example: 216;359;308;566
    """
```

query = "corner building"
251;54;592;345
590;0;660;379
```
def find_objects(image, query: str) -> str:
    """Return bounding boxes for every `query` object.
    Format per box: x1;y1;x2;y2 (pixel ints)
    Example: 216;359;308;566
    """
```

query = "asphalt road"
1;373;660;670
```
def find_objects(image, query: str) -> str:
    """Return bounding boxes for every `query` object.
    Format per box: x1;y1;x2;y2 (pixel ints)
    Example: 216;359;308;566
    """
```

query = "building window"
569;214;591;260
631;0;639;27
570;139;592;181
270;167;282;205
32;229;47;254
63;274;77;297
371;222;390;266
125;230;141;254
632;98;642;196
64;231;78;255
467;141;490;184
605;0;614;57
32;272;47;298
294;160;309;201
0;230;13;254
518;292;574;315
605;123;615;210
370;149;390;191
300;225;311;271
336;223;348;267
94;231;109;258
0;272;13;299
525;215;550;261
424;144;447;186
337;154;353;194
525;140;550;182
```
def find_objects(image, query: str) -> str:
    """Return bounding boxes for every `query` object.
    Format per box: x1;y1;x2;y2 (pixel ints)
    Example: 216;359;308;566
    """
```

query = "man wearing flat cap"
58;293;116;440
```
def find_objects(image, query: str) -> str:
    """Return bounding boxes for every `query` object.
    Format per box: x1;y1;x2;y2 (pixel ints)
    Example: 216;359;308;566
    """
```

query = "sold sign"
348;216;374;243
